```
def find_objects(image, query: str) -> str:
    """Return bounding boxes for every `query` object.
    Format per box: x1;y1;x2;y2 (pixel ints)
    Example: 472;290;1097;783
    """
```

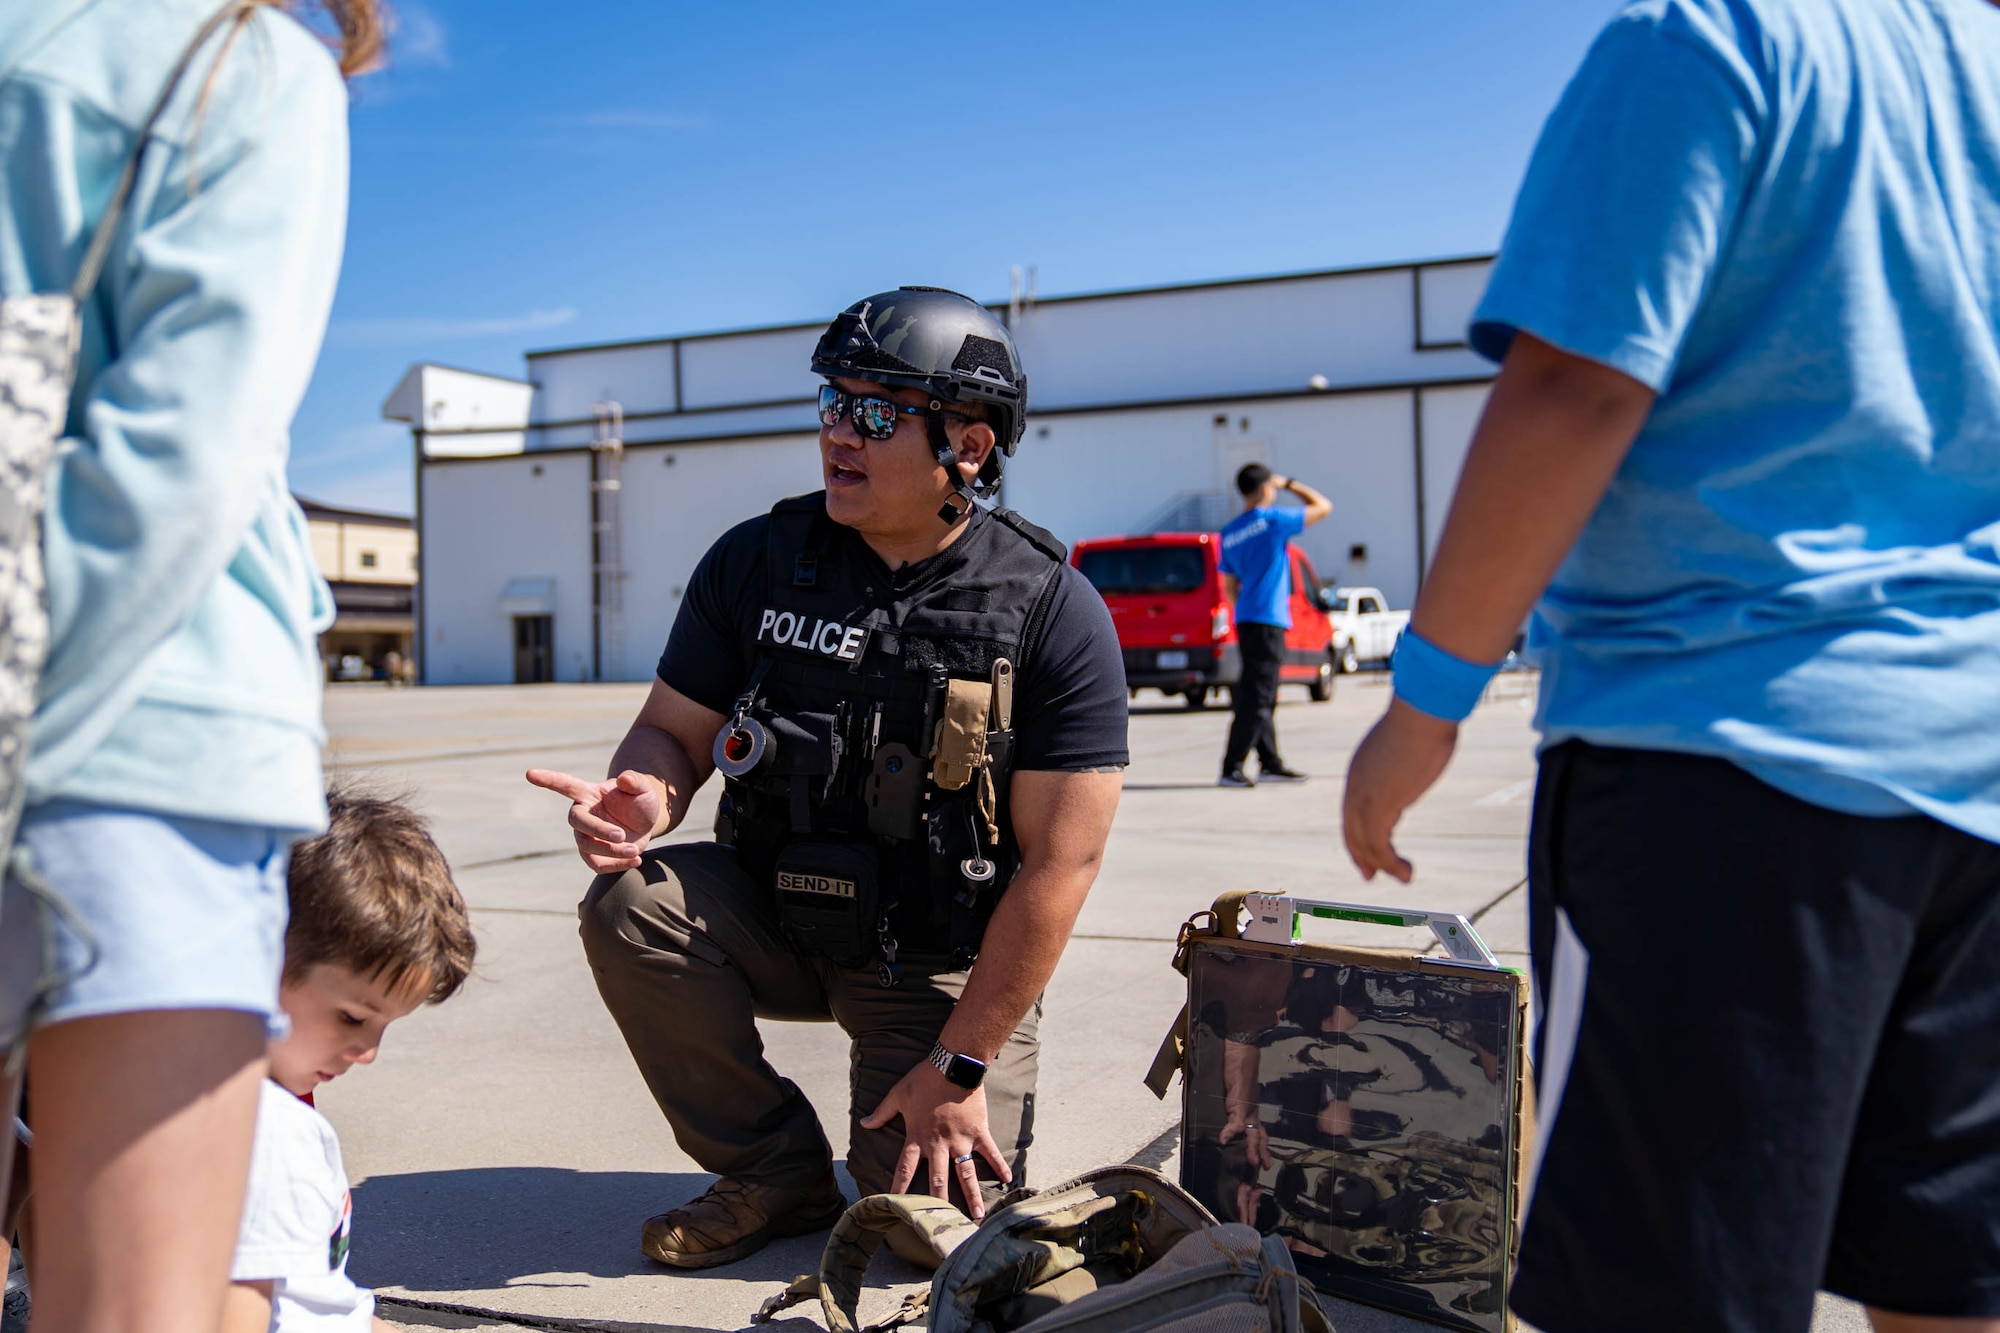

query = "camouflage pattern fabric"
988;1223;1335;1333
926;1177;1202;1333
0;293;79;860
753;1193;977;1332
758;1165;1331;1333
825;1195;981;1333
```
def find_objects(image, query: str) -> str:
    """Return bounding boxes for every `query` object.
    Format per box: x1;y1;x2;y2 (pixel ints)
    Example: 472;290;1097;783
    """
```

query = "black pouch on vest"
773;840;881;969
762;712;837;776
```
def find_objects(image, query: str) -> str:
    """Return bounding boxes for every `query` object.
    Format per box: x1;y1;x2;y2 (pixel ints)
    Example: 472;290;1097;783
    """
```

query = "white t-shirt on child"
232;1080;376;1332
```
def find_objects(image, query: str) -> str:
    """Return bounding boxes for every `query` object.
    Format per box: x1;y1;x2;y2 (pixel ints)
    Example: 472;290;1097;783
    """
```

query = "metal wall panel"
676;326;821;411
387;366;533;457
528;342;678;425
1018;270;1488;410
508;263;1496;436
1416;263;1492;350
1004;391;1424;609
419;453;592;685
422;428;527;459
528;401;818;452
613;432;822;682
1418;385;1492;567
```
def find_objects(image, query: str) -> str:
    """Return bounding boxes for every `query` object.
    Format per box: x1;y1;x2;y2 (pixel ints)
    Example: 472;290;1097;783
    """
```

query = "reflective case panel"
1181;938;1528;1332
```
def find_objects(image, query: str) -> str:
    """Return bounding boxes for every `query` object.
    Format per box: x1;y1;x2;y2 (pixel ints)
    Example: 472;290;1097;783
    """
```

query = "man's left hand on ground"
861;1061;1010;1219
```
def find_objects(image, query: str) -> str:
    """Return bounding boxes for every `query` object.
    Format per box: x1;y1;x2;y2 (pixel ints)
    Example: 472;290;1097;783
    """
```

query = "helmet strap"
929;410;977;526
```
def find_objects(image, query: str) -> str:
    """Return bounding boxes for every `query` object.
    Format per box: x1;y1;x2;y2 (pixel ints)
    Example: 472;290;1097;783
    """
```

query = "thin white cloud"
290;425;416;513
562;109;707;131
328;306;579;348
291;458;415;515
391;4;450;70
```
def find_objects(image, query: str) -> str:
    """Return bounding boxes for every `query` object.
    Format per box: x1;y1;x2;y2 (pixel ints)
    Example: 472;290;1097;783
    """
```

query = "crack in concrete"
378;1288;716;1328
378;1292;704;1332
1418;876;1527;957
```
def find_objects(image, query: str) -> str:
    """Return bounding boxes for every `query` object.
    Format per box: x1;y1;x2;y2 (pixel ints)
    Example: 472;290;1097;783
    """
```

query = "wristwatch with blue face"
927;1040;987;1090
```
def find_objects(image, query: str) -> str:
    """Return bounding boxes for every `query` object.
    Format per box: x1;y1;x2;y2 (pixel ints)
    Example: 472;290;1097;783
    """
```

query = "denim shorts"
0;801;293;1052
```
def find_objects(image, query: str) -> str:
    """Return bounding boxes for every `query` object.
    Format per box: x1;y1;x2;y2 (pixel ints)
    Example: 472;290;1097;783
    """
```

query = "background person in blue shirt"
1216;464;1330;786
1342;2;2000;1330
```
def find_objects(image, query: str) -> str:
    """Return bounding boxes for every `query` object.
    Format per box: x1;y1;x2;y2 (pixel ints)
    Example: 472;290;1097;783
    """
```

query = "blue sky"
290;0;1621;514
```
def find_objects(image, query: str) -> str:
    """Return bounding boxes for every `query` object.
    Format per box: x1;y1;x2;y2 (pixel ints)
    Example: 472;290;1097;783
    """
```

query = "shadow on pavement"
351;1167;860;1295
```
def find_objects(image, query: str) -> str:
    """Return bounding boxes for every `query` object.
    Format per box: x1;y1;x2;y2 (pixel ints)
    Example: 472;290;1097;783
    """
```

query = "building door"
1216;438;1269;503
513;615;554;684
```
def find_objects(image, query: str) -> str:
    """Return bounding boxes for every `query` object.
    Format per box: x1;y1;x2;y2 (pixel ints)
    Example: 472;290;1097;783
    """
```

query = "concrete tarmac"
322;676;1866;1333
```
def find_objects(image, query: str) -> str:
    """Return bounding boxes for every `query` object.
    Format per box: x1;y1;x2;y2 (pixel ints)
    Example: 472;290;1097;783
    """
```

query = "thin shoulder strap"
68;0;260;306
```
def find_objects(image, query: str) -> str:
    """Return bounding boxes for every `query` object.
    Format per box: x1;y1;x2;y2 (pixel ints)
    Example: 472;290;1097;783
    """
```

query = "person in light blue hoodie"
1343;1;2000;1330
0;2;371;1330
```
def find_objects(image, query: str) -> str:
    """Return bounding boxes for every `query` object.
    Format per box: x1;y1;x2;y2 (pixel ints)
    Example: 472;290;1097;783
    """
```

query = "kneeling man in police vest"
528;287;1128;1269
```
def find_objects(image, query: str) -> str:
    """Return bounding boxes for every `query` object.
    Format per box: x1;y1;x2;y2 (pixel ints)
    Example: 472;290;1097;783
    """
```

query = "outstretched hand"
1341;699;1460;883
861;1062;1011;1220
525;768;664;873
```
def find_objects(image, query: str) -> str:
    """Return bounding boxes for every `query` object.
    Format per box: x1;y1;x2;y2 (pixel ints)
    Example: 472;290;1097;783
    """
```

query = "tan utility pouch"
931;679;993;792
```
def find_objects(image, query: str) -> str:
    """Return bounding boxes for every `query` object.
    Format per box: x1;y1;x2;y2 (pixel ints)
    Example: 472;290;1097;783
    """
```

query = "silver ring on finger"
953;1153;976;1165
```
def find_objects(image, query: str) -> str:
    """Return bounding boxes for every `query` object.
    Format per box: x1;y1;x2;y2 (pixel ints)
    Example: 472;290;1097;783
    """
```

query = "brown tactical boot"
640;1174;847;1270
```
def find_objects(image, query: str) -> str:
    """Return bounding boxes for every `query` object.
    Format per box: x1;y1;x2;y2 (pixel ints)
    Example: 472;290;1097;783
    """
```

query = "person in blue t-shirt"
1216;464;1330;787
1341;2;2000;1330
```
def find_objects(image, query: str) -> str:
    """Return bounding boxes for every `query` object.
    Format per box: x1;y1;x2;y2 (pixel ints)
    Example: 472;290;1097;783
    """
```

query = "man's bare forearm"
607;724;701;839
934;769;1120;1061
1282;477;1333;524
1412;332;1656;664
937;858;1094;1063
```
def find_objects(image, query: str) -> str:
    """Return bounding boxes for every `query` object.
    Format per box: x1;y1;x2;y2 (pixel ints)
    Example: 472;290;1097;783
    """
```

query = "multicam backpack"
0;1;254;858
755;1164;1335;1333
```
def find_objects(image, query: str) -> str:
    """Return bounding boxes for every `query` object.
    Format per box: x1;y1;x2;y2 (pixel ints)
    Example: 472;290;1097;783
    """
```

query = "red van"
1072;532;1336;708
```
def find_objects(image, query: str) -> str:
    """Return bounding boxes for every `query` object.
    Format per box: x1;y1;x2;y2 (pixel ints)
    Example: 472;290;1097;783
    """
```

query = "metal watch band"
927;1040;987;1089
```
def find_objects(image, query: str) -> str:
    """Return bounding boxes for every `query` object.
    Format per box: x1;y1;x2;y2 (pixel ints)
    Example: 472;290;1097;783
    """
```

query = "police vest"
714;492;1067;982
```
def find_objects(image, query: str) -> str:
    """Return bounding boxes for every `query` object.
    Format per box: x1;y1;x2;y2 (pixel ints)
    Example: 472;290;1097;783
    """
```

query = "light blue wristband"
1391;630;1500;723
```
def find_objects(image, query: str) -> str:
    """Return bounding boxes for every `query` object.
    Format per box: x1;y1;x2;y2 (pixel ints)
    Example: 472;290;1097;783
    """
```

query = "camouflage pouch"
754;1164;1334;1333
0;0;256;861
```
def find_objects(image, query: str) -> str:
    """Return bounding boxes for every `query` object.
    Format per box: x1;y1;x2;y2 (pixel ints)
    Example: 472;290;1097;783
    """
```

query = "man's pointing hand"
525;768;665;873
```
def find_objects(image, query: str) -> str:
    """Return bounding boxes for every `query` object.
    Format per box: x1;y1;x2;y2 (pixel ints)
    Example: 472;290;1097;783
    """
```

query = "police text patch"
757;609;870;663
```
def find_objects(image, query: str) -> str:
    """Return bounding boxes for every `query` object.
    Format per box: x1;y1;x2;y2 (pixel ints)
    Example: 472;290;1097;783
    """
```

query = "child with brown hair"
223;793;475;1333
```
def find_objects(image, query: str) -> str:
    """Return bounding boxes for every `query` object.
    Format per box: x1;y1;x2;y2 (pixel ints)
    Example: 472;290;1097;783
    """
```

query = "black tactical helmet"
811;288;1028;503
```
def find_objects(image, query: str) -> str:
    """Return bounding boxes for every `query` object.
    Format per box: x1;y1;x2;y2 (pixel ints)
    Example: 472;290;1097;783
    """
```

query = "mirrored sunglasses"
818;384;973;441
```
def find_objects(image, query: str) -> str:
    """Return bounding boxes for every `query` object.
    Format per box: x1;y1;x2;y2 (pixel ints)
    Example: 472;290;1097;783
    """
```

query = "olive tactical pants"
578;841;1039;1209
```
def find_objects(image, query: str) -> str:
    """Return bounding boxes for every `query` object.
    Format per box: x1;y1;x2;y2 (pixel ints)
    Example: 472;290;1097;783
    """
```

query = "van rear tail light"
1212;605;1230;640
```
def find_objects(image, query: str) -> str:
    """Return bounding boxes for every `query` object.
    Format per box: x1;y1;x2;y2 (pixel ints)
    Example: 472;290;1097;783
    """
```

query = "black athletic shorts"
1512;741;2000;1333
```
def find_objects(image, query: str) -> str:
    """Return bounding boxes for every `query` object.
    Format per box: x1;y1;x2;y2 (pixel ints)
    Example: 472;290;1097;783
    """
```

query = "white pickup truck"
1318;585;1410;673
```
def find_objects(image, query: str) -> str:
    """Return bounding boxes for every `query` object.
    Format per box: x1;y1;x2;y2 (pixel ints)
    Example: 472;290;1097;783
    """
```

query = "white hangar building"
386;256;1497;687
